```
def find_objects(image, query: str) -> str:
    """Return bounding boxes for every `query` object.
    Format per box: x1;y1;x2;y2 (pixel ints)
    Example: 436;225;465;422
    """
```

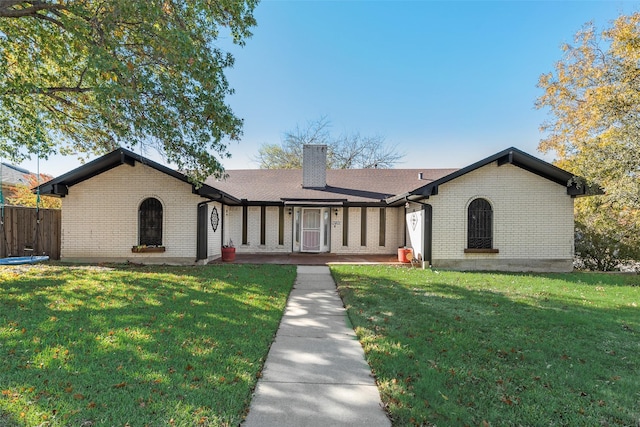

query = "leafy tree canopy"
536;13;640;209
255;116;404;169
0;0;258;182
537;13;640;270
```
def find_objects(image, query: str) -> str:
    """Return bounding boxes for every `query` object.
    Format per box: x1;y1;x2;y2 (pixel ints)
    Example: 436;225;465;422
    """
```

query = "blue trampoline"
0;256;49;266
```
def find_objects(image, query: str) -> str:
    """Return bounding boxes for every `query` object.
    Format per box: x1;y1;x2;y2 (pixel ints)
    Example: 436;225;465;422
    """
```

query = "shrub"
574;198;640;271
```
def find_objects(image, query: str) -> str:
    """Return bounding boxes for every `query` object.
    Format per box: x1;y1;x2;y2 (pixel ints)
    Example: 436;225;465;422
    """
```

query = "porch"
209;252;405;265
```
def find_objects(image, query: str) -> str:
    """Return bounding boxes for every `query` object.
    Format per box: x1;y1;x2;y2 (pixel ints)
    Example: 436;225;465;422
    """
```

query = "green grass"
331;266;640;426
0;263;296;427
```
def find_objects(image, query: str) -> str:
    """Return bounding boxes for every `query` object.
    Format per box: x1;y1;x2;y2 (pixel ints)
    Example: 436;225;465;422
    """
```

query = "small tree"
5;174;61;209
255;116;404;169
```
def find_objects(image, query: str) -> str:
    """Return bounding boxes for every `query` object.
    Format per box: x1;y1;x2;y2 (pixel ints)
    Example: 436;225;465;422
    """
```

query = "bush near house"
332;265;639;426
573;198;640;271
574;219;640;271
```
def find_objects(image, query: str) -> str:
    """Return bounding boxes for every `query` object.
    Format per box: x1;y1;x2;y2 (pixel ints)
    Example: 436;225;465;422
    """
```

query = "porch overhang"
282;199;347;206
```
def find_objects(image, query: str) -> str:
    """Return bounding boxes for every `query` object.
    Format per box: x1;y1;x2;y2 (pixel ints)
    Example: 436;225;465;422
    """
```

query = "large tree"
0;0;257;182
255;116;404;169
536;13;640;269
536;13;640;208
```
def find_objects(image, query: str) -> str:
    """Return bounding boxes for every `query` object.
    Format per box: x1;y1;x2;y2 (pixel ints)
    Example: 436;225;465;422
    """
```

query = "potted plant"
221;239;235;262
397;246;412;263
131;244;166;253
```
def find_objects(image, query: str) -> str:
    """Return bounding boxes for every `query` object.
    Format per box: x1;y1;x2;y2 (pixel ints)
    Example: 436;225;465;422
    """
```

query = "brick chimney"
302;144;327;188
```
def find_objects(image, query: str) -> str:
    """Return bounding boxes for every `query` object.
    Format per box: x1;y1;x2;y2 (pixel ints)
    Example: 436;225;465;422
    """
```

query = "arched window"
139;198;163;246
467;198;492;249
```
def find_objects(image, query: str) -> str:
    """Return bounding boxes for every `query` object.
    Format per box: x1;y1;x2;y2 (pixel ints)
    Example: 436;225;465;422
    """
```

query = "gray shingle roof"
1;163;30;187
206;168;458;204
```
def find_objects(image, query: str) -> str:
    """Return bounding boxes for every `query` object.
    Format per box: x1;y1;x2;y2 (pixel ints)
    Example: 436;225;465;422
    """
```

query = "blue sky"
20;0;640;176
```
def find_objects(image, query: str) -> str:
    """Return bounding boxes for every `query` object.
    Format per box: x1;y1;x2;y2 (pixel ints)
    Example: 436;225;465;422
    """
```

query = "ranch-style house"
40;145;592;272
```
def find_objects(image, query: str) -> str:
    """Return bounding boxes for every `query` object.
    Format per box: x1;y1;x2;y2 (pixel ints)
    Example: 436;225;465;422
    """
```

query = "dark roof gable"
386;147;593;205
39;148;240;204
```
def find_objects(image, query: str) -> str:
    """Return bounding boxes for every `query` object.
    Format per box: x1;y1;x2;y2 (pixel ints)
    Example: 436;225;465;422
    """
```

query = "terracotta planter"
398;248;412;263
221;247;236;262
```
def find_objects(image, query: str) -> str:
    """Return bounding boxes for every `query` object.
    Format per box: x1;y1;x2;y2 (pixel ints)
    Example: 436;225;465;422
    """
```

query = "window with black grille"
139;198;163;246
467;198;492;249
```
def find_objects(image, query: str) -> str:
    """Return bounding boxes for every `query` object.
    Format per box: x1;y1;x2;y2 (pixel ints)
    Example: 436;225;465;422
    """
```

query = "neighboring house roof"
1;162;30;187
386;147;594;206
207;168;458;205
39;148;241;205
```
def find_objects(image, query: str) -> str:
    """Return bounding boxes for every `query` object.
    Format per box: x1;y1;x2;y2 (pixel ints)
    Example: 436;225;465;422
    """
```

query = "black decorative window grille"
139;198;163;246
467;198;492;249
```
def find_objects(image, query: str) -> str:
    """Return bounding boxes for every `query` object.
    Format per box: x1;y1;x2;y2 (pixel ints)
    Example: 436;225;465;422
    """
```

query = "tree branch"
2;85;93;100
0;0;67;18
44;86;92;95
42;91;76;107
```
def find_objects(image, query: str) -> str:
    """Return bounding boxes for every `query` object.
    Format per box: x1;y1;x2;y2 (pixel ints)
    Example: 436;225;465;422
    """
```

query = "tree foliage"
255;116;404;169
537;14;640;270
0;0;258;182
536;13;640;208
5;173;61;208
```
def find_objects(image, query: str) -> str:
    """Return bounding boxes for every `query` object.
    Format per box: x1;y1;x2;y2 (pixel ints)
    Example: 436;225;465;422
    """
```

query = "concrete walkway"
243;265;391;427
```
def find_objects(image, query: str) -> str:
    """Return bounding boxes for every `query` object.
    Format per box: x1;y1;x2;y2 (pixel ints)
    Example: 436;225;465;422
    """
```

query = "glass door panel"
302;208;321;252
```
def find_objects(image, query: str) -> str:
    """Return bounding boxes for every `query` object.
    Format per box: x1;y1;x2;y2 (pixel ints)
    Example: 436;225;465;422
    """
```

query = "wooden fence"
0;206;61;260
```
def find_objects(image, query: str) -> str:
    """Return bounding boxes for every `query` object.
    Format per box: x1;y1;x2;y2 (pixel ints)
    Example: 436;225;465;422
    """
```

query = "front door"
301;208;321;252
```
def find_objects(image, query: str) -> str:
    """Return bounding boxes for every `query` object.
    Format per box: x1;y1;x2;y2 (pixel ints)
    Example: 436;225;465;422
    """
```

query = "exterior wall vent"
302;144;327;188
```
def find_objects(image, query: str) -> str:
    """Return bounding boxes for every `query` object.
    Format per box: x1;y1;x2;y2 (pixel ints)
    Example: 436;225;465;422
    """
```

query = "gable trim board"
43;147;593;271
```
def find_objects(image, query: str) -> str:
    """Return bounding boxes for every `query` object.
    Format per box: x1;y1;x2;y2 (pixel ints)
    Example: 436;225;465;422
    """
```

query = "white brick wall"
61;162;205;263
332;207;402;254
224;206;293;253
223;206;242;248
246;206;260;247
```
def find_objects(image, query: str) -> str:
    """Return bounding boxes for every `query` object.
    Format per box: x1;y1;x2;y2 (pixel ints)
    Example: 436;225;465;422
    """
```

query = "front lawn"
0;263;296;426
331;266;640;426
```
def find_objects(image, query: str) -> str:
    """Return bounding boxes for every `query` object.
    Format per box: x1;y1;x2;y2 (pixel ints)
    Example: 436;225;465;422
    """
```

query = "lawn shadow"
0;409;19;427
0;263;296;425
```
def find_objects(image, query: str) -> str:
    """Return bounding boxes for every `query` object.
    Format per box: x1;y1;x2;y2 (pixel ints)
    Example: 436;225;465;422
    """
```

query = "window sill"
132;246;166;253
464;248;499;254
